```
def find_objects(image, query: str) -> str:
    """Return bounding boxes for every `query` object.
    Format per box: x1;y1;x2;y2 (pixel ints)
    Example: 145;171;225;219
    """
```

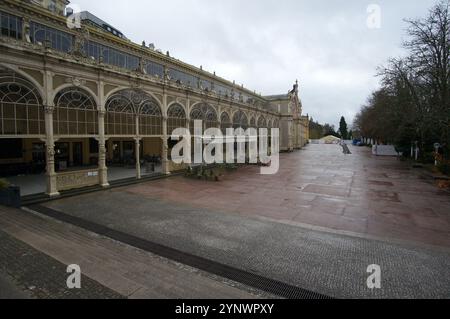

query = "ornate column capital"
99;144;107;154
46;144;55;157
98;109;106;117
44;105;55;114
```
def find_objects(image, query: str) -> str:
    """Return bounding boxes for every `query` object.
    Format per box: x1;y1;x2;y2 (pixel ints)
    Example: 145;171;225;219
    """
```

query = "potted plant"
0;178;21;208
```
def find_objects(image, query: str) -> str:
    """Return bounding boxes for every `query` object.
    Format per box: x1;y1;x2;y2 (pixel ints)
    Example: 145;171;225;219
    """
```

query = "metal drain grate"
28;204;333;299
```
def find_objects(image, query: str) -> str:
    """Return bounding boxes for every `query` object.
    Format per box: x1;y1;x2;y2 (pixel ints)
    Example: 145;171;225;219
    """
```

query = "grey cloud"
72;0;438;126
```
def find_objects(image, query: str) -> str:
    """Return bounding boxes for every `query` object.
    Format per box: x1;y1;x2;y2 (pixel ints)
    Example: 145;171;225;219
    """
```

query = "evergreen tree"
339;116;348;139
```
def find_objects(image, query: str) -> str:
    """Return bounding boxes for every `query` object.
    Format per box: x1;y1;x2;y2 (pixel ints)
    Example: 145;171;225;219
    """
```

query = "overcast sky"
72;0;438;127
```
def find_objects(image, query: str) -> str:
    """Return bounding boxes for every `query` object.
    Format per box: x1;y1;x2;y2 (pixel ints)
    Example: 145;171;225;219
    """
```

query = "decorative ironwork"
190;103;218;132
273;119;280;129
167;103;186;119
258;116;266;128
54;87;96;110
105;89;162;136
106;89;160;115
106;96;135;114
220;112;232;134
140;99;162;116
0;67;44;135
190;103;217;121
167;103;186;134
53;87;98;135
233;110;248;129
0;69;42;105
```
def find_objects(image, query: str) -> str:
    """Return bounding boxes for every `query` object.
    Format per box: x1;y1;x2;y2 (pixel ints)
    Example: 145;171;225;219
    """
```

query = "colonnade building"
0;0;309;197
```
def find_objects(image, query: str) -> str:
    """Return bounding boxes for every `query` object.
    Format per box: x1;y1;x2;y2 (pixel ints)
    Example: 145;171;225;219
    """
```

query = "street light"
415;141;419;161
434;143;441;166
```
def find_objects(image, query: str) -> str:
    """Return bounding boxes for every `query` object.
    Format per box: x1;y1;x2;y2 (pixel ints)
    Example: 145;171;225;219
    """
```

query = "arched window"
53;87;97;135
250;116;256;128
167;103;186;135
189;103;218;133
273;119;280;129
220;112;232;134
232;110;248;130
139;98;162;136
105;94;135;135
205;109;218;129
105;89;162;136
257;116;266;128
0;68;44;135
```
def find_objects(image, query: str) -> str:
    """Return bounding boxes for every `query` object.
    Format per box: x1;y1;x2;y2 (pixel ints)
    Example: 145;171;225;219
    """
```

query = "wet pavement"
126;144;450;247
40;144;450;298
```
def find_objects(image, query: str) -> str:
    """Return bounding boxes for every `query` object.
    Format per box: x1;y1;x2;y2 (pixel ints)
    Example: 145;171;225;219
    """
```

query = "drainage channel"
27;204;333;300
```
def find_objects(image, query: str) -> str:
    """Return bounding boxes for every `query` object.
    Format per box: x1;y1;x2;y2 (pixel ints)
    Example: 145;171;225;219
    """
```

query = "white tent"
372;145;399;156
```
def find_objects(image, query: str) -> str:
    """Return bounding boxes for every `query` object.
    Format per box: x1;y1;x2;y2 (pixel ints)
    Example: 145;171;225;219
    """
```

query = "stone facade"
265;81;309;152
0;0;309;195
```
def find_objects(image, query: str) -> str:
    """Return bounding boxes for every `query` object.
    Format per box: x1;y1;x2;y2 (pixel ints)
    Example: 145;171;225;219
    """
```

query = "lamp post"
434;143;441;166
415;141;419;161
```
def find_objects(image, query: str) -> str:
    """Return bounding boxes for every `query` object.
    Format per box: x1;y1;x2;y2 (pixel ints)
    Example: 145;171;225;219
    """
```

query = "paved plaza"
33;144;450;298
1;144;450;298
127;144;450;247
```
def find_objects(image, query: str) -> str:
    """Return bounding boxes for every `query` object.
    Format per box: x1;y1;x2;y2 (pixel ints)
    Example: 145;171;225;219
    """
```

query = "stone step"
20;172;178;206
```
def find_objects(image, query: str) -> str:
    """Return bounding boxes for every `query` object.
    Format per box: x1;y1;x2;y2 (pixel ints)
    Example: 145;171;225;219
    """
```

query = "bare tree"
358;0;450;158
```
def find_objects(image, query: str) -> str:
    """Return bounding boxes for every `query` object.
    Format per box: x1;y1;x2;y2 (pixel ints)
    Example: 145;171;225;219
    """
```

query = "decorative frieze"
65;76;86;87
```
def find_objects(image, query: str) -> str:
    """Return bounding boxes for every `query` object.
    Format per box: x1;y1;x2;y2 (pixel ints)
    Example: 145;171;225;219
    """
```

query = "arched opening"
232;110;248;130
190;103;218;134
167;103;187;159
167;103;186;135
232;110;249;159
52;87;99;173
0;69;44;136
257;116;268;157
220;112;232;161
105;89;163;179
0;67;47;195
274;119;280;129
105;93;136;136
257;116;266;129
220;112;232;135
139;99;162;136
53;87;98;136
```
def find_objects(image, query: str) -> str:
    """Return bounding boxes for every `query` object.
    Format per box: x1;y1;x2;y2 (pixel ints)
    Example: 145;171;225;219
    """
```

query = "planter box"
0;186;21;208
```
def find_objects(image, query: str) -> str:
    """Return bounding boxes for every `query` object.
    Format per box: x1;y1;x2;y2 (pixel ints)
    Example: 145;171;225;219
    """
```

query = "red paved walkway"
126;144;450;247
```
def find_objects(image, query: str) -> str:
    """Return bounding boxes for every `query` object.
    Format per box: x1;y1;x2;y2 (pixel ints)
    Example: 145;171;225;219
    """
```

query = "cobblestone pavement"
0;273;30;299
41;147;450;298
0;206;266;299
0;229;123;299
